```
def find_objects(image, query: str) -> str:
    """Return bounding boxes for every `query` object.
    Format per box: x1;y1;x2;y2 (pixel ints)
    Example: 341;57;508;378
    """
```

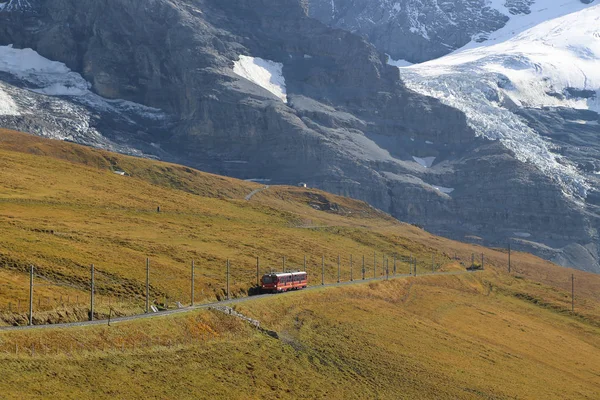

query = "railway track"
0;270;475;332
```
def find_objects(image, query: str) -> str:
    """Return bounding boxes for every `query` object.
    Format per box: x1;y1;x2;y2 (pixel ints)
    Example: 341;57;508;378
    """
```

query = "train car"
261;271;307;293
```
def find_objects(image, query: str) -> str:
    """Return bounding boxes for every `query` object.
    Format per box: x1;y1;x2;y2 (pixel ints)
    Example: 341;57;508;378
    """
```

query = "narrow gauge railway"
260;271;307;293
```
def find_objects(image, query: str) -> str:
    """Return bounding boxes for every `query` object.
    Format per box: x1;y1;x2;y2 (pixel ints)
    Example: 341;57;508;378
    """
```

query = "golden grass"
0;128;599;326
1;129;600;398
0;273;598;399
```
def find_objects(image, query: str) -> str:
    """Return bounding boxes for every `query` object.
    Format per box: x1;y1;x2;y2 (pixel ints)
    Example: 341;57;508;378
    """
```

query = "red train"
261;271;307;293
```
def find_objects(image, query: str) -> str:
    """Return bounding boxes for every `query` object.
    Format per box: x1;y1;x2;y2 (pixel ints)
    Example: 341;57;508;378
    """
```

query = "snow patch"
568;119;599;126
514;232;532;238
412;156;436;168
0;86;19;116
0;45;166;121
0;45;90;95
233;55;287;103
433;185;455;194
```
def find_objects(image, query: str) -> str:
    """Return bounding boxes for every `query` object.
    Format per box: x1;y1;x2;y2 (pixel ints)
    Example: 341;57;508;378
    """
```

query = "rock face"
306;0;596;63
0;0;599;272
306;0;511;63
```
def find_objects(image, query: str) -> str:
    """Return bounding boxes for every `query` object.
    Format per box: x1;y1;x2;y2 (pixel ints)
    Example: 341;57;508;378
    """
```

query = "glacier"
399;1;600;199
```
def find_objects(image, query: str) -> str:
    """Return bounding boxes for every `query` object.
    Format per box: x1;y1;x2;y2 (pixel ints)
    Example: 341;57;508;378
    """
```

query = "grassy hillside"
0;128;599;325
0;273;598;399
1;129;600;398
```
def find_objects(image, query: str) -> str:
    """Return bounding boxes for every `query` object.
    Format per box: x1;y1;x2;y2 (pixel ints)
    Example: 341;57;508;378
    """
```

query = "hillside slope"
0;130;599;398
1;129;598;326
0;270;599;398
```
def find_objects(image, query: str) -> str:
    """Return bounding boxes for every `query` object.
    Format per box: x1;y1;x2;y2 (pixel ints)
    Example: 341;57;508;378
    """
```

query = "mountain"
306;0;597;63
0;0;599;273
400;1;600;269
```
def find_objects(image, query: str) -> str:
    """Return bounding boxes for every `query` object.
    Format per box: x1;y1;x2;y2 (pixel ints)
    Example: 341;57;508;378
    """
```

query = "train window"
262;276;273;284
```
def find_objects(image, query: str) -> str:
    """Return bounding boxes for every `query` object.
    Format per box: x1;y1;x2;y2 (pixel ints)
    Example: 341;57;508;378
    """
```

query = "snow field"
401;2;600;199
233;55;288;103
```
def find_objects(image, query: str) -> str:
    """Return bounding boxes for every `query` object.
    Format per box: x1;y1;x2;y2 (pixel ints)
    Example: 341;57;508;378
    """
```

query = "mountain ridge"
0;0;599;273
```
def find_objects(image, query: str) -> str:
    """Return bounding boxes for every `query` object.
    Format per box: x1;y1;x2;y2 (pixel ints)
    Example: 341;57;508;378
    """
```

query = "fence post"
322;255;325;285
145;258;150;314
226;259;230;300
350;255;353;281
28;265;33;326
90;264;95;321
337;255;340;283
191;259;195;307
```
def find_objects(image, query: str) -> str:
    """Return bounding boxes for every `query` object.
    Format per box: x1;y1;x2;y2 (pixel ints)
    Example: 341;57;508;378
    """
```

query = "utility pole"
508;242;511;273
191;259;195;307
481;253;484;270
337;255;340;283
256;257;260;287
572;274;575;312
362;255;365;280
28;265;33;326
145;258;150;314
350;255;353;281
432;254;435;273
414;258;417;277
90;264;95;321
386;257;389;280
283;256;286;273
322;255;325;285
373;252;376;279
303;255;306;271
471;253;475;269
393;255;396;276
226;259;230;300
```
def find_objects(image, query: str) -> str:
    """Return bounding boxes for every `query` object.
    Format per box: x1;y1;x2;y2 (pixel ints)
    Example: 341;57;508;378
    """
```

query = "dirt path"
245;185;269;201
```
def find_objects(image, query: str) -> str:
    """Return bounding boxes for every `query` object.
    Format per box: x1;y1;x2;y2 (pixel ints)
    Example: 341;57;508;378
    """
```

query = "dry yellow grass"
0;273;598;399
1;129;600;398
0;128;599;326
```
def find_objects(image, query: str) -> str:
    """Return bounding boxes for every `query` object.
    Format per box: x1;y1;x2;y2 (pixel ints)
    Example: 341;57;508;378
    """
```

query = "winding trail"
0;270;475;332
245;185;269;201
